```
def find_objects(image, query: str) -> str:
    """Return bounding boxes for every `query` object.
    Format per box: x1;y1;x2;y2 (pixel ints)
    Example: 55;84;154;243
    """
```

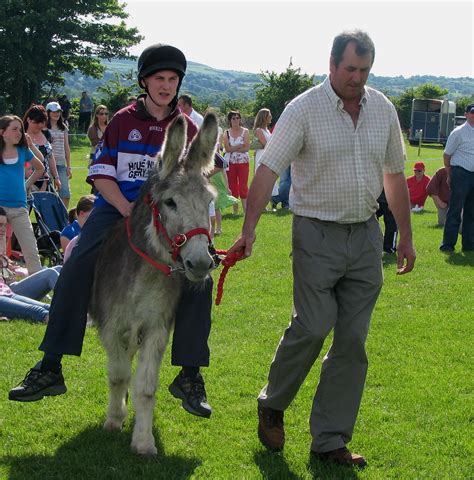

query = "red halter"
126;193;212;276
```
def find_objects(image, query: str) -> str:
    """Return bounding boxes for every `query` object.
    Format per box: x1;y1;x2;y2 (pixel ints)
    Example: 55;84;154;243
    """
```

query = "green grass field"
0;139;472;479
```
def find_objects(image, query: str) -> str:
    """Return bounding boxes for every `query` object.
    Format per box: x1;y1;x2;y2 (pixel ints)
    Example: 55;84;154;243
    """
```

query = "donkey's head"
145;113;218;281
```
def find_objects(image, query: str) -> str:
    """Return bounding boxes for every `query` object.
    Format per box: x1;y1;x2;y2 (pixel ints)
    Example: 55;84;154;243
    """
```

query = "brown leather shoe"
311;447;367;468
257;405;285;451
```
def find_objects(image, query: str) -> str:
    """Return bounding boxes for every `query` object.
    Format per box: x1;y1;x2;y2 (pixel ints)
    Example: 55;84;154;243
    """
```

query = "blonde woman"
253;108;272;171
87;105;109;163
253;108;279;207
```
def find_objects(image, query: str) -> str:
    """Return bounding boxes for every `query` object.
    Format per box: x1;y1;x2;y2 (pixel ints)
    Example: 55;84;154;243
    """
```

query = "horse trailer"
409;98;456;146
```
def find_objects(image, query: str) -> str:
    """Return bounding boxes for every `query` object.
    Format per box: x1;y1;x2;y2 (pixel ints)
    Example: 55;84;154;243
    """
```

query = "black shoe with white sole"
169;371;211;418
9;365;67;402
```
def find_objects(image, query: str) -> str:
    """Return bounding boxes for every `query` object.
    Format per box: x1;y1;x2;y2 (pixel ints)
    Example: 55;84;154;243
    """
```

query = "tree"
392;87;416;131
254;60;315;122
98;70;140;115
413;83;448;99
455;95;474;115
0;0;142;114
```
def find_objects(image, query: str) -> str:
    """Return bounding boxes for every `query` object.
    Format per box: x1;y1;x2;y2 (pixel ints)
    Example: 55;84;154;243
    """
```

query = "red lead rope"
214;249;245;306
127;194;244;304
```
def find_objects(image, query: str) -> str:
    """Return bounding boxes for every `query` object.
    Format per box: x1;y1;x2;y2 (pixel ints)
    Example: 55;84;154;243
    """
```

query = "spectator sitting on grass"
0;207;61;323
407;161;431;212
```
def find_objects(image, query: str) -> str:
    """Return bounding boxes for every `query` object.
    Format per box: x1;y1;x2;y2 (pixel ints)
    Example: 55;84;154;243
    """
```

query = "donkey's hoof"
131;441;157;456
103;418;124;431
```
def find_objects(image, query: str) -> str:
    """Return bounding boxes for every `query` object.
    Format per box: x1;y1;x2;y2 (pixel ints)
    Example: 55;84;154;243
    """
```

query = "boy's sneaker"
8;364;67;402
169;371;211;418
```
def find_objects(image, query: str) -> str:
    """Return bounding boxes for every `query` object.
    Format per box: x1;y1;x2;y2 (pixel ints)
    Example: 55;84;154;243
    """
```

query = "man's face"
143;70;180;107
330;42;373;101
178;99;191;115
466;109;474;126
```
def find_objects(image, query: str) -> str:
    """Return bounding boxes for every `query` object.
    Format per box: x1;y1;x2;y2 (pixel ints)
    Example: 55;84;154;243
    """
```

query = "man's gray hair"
331;30;375;67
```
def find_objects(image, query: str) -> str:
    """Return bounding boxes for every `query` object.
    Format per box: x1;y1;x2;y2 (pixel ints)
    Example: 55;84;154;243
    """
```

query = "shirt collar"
322;76;368;110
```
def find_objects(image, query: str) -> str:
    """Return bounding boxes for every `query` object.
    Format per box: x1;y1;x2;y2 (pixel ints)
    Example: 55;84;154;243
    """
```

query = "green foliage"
392;87;417;131
255;61;315;121
413;82;449;99
97;71;140;115
0;0;142;114
454;95;474;115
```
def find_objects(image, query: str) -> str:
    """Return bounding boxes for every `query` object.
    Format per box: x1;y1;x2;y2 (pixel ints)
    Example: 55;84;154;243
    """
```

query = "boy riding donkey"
9;44;214;419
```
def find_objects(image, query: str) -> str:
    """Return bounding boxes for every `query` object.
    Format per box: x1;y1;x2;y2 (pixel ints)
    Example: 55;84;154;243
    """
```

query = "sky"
122;0;473;78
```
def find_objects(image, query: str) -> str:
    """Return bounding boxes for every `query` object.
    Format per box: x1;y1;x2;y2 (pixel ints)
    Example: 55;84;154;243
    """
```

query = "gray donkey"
90;113;218;455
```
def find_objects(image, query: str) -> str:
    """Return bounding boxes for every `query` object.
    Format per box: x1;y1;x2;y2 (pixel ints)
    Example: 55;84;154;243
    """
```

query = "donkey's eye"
164;198;177;209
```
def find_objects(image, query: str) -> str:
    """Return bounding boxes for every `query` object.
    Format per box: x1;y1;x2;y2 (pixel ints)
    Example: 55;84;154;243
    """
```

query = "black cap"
137;44;187;82
465;103;474;113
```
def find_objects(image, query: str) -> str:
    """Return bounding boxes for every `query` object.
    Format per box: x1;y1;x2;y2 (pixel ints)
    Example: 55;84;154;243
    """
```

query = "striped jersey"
87;96;198;206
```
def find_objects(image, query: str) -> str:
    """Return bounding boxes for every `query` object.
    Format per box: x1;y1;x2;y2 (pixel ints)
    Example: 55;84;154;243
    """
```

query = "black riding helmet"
137;44;187;108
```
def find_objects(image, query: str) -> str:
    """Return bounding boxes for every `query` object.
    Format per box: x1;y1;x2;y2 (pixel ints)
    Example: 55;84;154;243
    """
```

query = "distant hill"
63;58;474;104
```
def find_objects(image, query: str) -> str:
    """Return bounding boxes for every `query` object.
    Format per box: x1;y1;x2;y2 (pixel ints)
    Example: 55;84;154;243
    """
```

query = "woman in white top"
47;102;71;207
223;110;250;215
253;108;279;203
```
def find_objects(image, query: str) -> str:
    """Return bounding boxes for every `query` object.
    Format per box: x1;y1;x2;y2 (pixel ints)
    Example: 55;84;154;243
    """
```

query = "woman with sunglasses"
87;105;109;163
223;110;250;215
23;105;62;193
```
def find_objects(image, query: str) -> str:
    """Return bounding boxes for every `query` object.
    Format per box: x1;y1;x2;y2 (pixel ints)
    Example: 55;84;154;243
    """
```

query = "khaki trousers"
3;206;42;274
258;215;384;453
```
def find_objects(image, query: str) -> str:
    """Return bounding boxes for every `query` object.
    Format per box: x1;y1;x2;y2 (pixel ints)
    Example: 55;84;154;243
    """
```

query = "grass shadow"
254;449;301;479
445;251;474;266
4;426;200;480
307;453;361;479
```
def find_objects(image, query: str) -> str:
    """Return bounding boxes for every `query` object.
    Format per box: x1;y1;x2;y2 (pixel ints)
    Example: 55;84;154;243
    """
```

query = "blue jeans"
271;166;292;208
442;166;474;250
10;267;61;300
0;294;49;323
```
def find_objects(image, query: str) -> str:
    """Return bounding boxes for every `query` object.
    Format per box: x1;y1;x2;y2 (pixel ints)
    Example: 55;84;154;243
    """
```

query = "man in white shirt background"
178;94;204;127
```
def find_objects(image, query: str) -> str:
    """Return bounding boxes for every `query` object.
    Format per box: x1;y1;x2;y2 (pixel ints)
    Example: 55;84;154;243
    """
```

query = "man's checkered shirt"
260;76;406;223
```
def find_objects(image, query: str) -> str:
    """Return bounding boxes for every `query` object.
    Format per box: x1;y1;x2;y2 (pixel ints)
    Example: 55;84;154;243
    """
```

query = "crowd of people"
0;30;472;470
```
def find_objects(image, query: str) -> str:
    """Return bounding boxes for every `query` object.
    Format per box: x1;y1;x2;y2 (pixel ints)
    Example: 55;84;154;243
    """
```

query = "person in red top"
426;167;451;225
407;161;431;211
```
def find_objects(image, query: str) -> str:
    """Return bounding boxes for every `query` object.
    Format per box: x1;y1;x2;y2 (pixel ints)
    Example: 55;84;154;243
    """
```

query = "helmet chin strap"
145;86;167;108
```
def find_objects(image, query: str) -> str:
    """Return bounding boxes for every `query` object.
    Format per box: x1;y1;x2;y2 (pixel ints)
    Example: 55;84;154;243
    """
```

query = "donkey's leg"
131;331;168;455
104;344;133;432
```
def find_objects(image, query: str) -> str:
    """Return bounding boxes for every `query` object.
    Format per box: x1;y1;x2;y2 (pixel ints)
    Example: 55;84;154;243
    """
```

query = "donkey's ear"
184;113;218;175
160;115;187;179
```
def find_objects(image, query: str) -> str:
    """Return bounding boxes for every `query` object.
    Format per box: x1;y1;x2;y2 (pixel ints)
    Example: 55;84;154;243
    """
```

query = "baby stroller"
28;191;68;266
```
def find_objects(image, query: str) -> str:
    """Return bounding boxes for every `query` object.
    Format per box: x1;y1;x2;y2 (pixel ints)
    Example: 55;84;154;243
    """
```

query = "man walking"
230;30;415;468
440;103;474;252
